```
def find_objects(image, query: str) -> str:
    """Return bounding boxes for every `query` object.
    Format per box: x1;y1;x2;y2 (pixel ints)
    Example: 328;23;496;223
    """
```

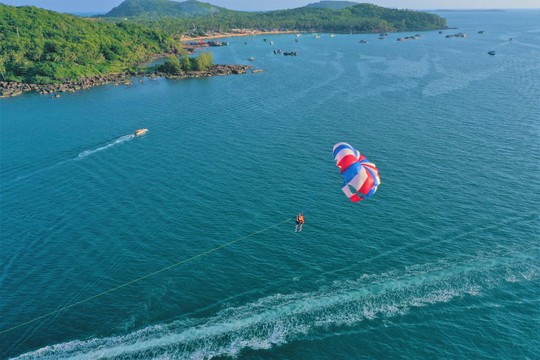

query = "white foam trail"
76;135;134;160
12;249;538;360
5;161;68;185
2;134;137;190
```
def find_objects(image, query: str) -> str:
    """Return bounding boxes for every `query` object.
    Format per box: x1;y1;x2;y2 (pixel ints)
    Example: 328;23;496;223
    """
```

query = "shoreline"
180;30;298;43
0;64;252;98
181;30;298;53
180;27;453;43
181;27;453;51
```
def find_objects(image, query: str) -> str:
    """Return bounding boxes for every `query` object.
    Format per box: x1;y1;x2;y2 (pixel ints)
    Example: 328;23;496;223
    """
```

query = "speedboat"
134;128;148;136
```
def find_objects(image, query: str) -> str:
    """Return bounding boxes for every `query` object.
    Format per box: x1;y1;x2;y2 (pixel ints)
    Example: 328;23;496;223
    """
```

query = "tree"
157;55;181;74
193;52;212;71
179;55;192;71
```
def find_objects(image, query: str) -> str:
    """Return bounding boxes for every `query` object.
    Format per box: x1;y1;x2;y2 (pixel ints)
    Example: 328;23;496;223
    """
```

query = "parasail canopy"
332;142;380;202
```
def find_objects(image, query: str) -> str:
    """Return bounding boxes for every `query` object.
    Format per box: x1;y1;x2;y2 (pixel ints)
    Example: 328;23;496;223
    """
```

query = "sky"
1;0;539;14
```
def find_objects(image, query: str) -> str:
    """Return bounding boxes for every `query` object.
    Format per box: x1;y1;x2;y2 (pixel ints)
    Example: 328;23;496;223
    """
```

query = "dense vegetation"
155;52;213;74
105;0;228;18
224;4;447;33
107;2;446;37
305;1;360;10
0;4;181;83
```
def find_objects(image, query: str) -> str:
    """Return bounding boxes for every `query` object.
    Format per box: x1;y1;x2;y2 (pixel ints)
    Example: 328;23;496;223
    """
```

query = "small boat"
206;41;223;47
134;128;148;136
330;34;336;38
247;57;255;61
488;50;496;56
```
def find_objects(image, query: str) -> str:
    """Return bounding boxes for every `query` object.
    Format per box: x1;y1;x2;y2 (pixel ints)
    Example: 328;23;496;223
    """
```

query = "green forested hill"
0;4;180;83
104;0;228;18
304;1;359;10
241;4;446;33
120;2;446;37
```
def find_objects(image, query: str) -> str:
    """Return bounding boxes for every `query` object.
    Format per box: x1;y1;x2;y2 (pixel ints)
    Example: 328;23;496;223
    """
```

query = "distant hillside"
131;3;447;36
0;4;180;83
304;1;359;10
261;3;446;33
104;0;228;18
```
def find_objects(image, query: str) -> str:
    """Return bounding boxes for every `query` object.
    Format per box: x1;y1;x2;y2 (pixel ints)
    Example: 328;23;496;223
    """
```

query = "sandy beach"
181;30;298;42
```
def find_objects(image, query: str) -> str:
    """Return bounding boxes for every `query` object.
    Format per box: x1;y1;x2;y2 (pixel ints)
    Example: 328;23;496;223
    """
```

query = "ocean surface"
1;10;539;359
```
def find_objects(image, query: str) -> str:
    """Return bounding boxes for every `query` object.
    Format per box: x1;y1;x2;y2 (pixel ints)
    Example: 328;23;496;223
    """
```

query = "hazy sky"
1;0;539;13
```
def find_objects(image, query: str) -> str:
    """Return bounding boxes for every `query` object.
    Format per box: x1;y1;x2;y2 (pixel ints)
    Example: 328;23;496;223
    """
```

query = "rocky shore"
0;64;252;98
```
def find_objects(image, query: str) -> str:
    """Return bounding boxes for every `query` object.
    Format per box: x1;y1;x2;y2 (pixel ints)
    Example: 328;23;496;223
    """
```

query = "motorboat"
134;128;148;136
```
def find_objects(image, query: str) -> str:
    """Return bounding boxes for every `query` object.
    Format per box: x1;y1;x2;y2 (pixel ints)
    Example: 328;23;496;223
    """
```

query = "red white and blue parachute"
332;142;380;202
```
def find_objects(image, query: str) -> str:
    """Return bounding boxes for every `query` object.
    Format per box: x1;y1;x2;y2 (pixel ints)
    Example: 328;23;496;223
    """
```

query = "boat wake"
2;134;138;190
13;246;538;360
76;134;134;160
2;161;69;187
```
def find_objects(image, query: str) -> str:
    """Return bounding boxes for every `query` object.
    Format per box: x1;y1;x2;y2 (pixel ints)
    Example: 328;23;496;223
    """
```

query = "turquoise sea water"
1;10;539;359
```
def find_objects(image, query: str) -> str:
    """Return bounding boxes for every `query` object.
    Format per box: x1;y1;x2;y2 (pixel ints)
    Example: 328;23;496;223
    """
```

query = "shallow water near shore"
1;10;539;359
